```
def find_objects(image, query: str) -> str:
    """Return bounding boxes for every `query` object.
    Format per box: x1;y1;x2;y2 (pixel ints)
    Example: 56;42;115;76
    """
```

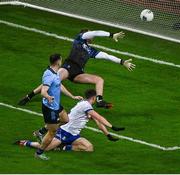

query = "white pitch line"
0;19;180;68
1;102;180;151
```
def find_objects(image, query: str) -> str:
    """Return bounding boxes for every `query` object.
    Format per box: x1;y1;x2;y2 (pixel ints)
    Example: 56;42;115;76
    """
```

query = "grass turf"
0;5;180;174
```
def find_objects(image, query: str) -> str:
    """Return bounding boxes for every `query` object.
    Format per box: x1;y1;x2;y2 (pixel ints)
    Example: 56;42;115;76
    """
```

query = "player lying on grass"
16;89;124;153
18;29;136;109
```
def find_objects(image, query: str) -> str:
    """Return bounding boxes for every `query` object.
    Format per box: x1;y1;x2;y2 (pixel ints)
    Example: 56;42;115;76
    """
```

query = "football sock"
27;91;35;99
38;127;48;135
36;148;44;155
25;141;32;147
96;95;103;102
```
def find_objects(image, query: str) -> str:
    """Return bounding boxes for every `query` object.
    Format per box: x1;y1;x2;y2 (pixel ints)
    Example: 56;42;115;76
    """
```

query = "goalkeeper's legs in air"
73;73;112;109
18;67;112;109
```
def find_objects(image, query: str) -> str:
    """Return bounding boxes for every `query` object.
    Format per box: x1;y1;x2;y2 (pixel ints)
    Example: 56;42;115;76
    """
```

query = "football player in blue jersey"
34;54;70;160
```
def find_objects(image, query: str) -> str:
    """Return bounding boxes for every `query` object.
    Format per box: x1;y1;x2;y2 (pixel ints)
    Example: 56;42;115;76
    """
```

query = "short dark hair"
49;54;61;65
85;89;96;99
80;28;89;34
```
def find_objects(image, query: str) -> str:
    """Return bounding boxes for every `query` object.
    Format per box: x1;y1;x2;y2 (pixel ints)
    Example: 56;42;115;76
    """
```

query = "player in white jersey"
16;89;124;152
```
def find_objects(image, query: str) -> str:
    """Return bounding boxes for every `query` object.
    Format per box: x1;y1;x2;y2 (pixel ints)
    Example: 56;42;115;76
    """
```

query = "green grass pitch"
0;5;180;174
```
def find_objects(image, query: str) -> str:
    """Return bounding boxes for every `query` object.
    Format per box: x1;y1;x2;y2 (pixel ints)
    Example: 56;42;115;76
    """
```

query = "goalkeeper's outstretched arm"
95;51;136;71
82;30;125;41
82;31;110;39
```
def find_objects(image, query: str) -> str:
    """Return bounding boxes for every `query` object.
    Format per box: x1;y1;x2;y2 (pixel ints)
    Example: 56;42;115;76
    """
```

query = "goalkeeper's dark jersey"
65;33;99;69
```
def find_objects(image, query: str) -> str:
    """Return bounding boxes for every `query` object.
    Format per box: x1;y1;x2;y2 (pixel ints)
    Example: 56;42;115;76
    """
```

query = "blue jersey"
65;33;99;68
42;67;61;110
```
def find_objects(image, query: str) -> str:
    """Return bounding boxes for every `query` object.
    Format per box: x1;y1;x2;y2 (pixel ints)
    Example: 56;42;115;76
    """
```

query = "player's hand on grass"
47;96;54;103
123;59;136;71
73;96;84;100
111;126;125;131
107;134;119;142
113;31;125;42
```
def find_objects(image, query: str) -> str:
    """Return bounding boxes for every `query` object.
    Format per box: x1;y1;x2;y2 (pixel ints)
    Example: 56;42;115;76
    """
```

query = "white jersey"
61;100;93;135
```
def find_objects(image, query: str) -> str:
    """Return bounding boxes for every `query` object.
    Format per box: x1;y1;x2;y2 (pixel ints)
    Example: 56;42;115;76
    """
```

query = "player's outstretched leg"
14;140;41;148
15;138;61;152
18;85;42;106
74;73;113;109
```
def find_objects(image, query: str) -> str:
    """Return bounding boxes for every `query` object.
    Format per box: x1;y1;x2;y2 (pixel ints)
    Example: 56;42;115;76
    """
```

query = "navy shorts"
55;128;80;144
42;104;64;124
62;61;84;82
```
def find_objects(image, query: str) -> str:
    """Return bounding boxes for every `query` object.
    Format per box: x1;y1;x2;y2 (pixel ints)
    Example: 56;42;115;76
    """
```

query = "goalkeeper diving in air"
18;29;136;109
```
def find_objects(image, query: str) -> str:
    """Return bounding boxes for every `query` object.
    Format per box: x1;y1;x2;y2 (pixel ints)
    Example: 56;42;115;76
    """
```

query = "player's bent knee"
58;68;69;80
96;76;104;84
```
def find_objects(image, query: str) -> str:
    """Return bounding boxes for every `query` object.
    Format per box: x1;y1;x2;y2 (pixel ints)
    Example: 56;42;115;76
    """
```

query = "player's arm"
82;31;125;41
41;74;54;103
41;85;54;103
93;118;109;135
93;118;119;141
61;84;83;100
95;51;136;71
88;110;123;131
88;110;112;127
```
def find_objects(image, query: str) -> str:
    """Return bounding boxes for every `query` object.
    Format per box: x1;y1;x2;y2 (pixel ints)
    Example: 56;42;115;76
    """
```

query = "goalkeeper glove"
111;32;125;42
107;134;119;142
123;59;136;71
111;126;125;131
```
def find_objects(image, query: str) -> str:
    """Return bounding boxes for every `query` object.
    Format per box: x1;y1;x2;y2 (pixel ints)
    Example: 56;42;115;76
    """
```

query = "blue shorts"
55;128;80;144
42;103;64;124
